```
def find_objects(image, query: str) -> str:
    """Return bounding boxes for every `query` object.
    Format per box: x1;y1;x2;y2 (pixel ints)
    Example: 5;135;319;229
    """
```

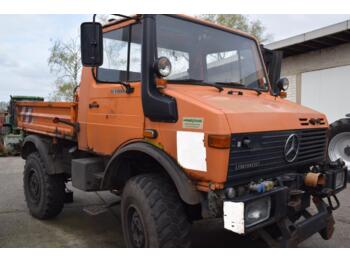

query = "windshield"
155;15;268;91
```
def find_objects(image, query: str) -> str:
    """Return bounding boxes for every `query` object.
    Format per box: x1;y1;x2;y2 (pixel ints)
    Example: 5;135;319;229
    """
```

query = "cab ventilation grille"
299;118;309;126
299;118;326;126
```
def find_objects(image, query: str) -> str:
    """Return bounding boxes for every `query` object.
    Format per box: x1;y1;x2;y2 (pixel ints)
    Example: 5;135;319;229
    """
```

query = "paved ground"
0;157;350;248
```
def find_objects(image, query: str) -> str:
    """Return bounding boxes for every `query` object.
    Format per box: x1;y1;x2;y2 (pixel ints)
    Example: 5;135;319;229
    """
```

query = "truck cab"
17;14;347;247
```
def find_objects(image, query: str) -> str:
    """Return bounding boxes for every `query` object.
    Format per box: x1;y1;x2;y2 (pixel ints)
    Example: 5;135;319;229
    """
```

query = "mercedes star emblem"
284;134;300;163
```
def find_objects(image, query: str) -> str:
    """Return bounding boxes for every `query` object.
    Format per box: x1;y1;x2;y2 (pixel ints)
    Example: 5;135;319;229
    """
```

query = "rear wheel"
328;118;350;175
121;174;191;248
23;152;65;219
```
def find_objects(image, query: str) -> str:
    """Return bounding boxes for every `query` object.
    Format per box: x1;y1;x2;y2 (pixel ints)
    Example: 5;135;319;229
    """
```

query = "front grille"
227;128;327;185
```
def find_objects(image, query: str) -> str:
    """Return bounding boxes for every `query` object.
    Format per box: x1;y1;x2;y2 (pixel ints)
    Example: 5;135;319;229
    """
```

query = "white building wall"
280;42;350;103
282;74;297;102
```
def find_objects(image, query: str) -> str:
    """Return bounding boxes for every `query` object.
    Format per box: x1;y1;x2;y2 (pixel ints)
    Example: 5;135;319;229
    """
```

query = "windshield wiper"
214;82;262;95
214;81;245;87
168;79;224;92
168;79;204;83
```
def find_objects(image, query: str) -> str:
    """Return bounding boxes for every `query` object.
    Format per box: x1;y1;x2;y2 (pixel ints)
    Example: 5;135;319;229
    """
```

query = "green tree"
47;15;122;102
48;38;81;101
198;14;271;43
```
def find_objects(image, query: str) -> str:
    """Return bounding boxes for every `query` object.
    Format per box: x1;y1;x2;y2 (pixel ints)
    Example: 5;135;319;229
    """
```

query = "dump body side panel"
16;101;78;140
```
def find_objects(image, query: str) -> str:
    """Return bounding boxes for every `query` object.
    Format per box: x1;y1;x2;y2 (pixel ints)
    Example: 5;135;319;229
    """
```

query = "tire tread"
23;152;65;219
122;174;191;247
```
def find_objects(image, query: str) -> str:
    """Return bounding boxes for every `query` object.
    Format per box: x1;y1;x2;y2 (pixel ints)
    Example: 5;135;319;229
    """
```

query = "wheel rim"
328;132;350;168
127;206;146;248
28;168;41;203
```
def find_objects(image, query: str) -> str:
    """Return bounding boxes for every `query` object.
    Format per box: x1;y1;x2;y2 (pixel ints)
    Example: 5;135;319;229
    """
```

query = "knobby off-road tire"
121;174;191;248
23;152;65;219
328;118;350;166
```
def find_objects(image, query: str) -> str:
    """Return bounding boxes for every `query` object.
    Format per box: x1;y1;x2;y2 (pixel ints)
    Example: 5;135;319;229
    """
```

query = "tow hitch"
257;196;335;247
256;160;346;247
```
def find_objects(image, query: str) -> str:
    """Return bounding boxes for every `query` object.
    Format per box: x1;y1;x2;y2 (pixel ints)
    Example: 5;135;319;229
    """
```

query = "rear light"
208;134;231;149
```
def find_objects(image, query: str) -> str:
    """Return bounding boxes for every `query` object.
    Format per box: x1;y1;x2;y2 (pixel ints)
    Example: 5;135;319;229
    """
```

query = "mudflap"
257;197;335;247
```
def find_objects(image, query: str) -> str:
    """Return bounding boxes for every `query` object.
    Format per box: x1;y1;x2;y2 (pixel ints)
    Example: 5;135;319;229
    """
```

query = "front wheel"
23;152;65;219
121;174;191;248
328;118;350;174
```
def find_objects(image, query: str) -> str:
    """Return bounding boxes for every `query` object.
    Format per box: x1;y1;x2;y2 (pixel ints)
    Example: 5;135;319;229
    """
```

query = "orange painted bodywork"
15;15;329;191
77;69;144;153
16;101;77;139
0;112;5;126
144;84;328;189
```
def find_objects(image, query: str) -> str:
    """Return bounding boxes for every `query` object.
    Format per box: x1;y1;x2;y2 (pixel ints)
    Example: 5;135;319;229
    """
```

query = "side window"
97;27;129;82
97;23;142;83
128;23;142;81
129;43;141;81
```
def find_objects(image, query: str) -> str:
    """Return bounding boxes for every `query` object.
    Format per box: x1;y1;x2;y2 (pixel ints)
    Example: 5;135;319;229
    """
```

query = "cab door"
86;22;144;155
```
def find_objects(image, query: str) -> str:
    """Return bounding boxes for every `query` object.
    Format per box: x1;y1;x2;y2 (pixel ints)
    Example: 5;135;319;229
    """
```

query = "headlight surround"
320;164;347;193
244;197;271;227
335;170;346;190
223;187;288;235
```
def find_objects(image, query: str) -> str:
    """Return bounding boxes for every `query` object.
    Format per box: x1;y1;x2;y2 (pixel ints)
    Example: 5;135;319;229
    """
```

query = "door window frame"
95;22;142;84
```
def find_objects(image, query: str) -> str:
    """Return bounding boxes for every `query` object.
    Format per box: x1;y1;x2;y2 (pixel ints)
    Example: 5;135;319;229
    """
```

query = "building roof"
265;20;350;57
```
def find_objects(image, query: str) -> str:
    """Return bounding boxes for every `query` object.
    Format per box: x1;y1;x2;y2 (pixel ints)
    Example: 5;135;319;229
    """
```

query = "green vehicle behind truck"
0;96;44;156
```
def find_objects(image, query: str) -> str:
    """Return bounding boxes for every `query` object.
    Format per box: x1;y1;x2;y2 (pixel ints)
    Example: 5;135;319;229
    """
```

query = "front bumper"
224;187;288;234
222;161;347;247
258;197;335;247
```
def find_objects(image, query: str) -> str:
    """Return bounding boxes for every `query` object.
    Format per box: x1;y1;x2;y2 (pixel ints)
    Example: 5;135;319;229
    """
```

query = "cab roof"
102;14;258;43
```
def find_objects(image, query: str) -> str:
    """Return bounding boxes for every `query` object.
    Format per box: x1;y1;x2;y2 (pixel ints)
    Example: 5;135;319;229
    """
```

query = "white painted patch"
223;201;245;234
176;131;207;172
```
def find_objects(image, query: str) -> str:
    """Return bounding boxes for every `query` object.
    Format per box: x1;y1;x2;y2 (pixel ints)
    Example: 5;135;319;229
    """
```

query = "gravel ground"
0;157;349;248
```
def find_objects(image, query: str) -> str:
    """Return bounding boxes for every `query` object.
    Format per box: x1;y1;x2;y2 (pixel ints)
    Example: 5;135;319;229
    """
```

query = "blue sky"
1;14;350;101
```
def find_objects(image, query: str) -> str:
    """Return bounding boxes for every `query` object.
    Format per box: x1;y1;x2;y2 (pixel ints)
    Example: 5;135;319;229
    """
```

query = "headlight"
335;171;345;189
154;57;172;77
245;197;271;227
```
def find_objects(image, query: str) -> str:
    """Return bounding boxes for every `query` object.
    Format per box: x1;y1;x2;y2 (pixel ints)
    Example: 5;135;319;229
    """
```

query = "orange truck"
16;14;347;247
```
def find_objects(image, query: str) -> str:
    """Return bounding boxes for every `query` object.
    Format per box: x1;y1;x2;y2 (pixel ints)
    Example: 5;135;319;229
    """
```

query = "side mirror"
275;77;289;98
80;22;103;67
261;46;284;95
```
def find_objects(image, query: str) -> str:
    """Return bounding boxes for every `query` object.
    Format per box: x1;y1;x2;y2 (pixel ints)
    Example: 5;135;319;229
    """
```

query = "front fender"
102;142;202;205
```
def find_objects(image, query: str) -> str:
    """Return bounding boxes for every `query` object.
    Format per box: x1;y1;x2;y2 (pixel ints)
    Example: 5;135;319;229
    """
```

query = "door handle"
89;101;99;109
